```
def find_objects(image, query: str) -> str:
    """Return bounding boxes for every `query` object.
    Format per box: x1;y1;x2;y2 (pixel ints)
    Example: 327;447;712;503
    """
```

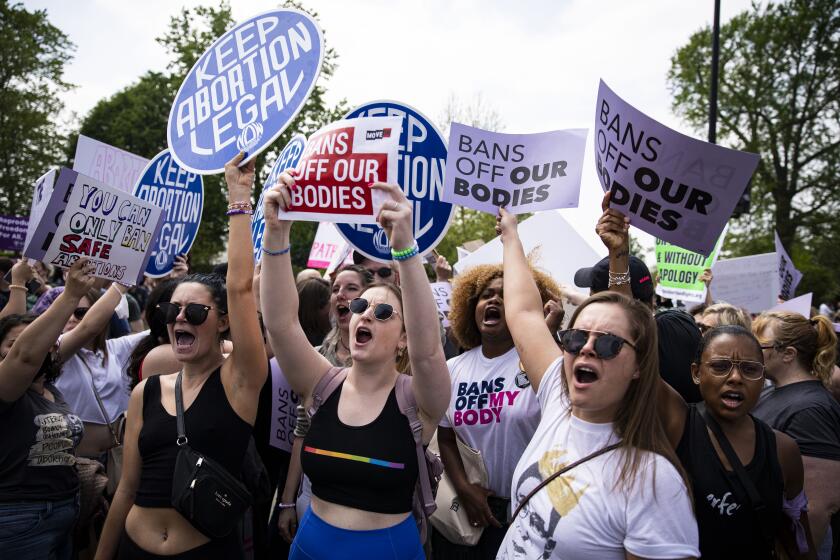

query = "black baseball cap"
574;256;655;302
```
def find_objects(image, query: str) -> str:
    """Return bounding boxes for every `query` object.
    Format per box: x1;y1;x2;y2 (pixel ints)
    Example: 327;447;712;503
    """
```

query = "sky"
23;0;761;257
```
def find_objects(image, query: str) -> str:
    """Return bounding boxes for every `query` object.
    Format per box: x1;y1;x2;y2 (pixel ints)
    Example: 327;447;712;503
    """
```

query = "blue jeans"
0;495;79;560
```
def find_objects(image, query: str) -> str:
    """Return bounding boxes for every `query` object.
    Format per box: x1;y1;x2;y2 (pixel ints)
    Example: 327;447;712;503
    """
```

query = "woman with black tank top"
260;174;451;560
95;153;267;560
658;325;816;558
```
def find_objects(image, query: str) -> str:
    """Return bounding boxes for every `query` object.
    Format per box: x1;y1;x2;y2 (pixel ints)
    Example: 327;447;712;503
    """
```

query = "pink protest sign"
593;80;759;256
307;222;353;269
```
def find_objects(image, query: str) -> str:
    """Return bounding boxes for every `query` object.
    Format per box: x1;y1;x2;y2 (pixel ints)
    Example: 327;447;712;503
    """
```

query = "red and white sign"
307;222;354;269
279;116;401;223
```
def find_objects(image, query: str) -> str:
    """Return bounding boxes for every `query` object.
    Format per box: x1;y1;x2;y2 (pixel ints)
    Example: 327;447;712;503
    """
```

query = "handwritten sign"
430;282;452;327
0;216;28;251
307;222;352;269
774;231;802;300
711;252;779;314
167;9;324;174
655;227;726;303
278;116;401;223
73;135;149;193
594;80;759;255
443;123;587;214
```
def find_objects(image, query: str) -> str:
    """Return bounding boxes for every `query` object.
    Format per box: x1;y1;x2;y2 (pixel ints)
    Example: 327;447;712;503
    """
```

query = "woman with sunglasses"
0;257;95;559
95;153;267;560
260;175;450;559
494;208;698;559
318;265;374;367
751;311;840;555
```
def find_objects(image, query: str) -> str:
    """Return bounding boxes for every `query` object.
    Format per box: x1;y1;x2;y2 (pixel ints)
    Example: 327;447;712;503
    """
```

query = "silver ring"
471;522;479;527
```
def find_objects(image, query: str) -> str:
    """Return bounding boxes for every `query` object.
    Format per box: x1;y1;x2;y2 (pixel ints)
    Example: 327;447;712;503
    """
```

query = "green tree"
668;0;840;301
0;1;74;216
71;1;347;269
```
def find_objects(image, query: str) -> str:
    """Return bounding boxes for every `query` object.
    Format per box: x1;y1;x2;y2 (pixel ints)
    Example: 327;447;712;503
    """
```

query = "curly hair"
449;263;560;350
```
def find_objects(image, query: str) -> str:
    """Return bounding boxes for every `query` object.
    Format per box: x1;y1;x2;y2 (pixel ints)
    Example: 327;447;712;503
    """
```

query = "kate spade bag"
170;372;252;539
428;431;489;546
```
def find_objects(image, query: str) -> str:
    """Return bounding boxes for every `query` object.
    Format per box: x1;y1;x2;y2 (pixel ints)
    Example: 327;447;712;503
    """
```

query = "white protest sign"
594;80;760;256
430;282;452;327
325;241;353;278
23;169;58;256
279;116;401;223
73;135;149;193
774;231;803;300
711;252;779;314
40;171;164;285
442;123;587;215
454;210;606;288
769;293;812;318
307;222;352;269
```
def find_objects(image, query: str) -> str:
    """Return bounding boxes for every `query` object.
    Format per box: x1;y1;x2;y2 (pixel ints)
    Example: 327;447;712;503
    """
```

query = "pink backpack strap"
307;367;347;418
394;374;436;515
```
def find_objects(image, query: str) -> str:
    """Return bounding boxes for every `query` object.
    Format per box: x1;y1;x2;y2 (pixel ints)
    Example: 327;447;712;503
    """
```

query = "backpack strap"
394;374;436;514
307;366;347;418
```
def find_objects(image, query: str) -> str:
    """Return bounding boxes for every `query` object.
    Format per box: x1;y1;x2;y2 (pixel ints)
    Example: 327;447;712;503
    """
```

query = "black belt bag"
170;372;252;539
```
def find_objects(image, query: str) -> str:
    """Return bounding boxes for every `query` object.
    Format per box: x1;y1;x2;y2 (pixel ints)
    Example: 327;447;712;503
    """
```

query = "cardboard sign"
307;222;352;269
133;150;204;277
430;282;452;327
73;135;150;193
252;133;306;261
655;227;727;303
774;231;802;300
25;169;164;285
268;359;299;452
594;80;759;255
711;252;779;314
770;293;812;318
443;123;587;215
340;101;454;263
0;215;28;251
278;116;401;223
23;169;58;256
167;9;324;174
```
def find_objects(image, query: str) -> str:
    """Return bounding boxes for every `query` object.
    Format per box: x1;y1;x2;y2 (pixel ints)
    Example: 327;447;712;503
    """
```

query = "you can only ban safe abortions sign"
24;169;164;285
340;101;453;263
594;80;759;256
442;123;587;215
133;150;204;278
278;116;401;223
167;9;324;174
655;228;726;303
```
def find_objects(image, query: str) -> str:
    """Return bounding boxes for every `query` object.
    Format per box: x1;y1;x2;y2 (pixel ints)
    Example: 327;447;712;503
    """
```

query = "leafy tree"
0;1;74;216
71;1;347;269
668;0;840;300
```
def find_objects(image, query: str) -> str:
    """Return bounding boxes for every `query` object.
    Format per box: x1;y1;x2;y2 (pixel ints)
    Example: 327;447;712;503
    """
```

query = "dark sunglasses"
369;267;393;278
558;328;636;360
349;297;400;321
703;358;765;381
156;302;226;326
73;307;90;320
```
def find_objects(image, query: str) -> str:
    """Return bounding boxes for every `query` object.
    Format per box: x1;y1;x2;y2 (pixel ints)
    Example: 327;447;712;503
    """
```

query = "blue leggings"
289;507;424;560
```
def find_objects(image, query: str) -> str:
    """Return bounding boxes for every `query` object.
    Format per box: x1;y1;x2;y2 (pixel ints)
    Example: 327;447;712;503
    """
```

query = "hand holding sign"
263;170;296;235
494;207;518;242
225;152;256;203
372;183;413;252
596;191;630;254
64;257;96;299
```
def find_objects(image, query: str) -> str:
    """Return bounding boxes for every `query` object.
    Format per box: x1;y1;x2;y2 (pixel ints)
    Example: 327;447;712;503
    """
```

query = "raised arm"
57;282;127;362
260;171;332;400
0;258;95;402
373;182;451;431
598;191;632;299
496;207;561;392
0;261;34;318
222;153;268;395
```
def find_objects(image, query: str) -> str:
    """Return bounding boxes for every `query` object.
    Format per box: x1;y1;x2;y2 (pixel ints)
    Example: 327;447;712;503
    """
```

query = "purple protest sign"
594;80;760;256
442;123;587;215
0;215;28;251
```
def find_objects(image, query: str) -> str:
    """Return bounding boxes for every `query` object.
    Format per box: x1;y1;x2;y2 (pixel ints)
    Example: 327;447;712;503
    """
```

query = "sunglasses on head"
558;328;636;360
156;302;226;326
369;267;392;279
73;307;90;320
703;358;765;381
349;297;400;321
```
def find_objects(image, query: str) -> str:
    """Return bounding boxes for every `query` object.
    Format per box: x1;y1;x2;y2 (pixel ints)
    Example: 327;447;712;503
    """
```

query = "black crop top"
301;380;418;514
135;369;252;507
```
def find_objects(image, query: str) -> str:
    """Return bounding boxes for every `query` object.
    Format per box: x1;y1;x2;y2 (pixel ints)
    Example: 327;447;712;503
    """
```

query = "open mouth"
573;364;599;385
483;306;502;326
720;391;745;408
337;304;350;320
355;326;372;345
175;330;196;352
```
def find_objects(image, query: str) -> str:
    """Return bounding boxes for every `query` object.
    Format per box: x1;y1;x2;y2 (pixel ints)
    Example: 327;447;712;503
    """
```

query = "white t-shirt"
439;346;540;497
56;331;148;424
498;358;699;560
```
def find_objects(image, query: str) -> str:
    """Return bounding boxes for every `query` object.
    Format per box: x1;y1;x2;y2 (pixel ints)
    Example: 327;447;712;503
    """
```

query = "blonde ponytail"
811;315;837;386
754;311;837;386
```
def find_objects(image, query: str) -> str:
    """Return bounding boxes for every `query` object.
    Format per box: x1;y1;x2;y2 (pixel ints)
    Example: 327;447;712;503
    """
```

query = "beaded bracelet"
226;208;253;216
391;242;419;261
262;244;291;256
607;268;631;287
228;201;253;212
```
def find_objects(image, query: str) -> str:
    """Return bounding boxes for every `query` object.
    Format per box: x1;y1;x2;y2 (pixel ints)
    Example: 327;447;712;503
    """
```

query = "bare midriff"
125;505;210;554
310;495;411;530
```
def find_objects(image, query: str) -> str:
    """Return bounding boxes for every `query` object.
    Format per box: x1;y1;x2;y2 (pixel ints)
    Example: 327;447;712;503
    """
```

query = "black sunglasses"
369;267;392;278
157;302;226;326
73;307;90;320
349;297;400;321
558;328;636;360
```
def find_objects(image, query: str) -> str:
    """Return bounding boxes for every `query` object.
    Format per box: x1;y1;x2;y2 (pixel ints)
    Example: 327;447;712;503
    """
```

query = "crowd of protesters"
1;156;839;560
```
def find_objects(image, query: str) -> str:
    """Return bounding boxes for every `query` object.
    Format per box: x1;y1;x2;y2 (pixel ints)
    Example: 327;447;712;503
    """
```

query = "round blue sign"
133;150;204;278
252;133;306;261
340;101;453;263
167;9;324;174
